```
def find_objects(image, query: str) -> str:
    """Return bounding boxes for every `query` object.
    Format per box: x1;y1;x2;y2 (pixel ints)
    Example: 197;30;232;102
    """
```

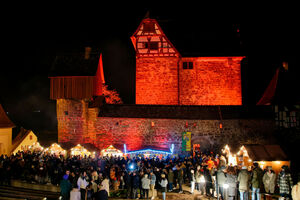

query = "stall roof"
244;144;288;161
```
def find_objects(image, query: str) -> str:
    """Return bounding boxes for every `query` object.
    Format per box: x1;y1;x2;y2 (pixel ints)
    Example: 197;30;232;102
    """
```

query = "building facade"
131;17;243;105
50;17;274;153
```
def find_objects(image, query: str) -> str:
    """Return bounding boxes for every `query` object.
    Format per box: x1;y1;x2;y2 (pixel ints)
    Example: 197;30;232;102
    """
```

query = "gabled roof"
145;17;244;57
49;52;101;77
0;104;15;128
11;129;36;153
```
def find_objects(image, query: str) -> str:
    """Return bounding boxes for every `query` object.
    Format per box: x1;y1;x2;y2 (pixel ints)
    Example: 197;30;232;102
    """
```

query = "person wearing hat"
238;166;250;200
251;162;263;200
160;173;168;200
60;174;72;200
263;166;276;199
277;165;293;199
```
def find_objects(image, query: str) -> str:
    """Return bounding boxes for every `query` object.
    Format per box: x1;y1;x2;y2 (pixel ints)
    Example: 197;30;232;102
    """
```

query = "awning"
243;144;288;161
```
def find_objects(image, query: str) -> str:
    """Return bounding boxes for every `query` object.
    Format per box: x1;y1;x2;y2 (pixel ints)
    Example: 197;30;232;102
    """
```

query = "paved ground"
10;179;216;199
11;179;60;193
110;184;216;200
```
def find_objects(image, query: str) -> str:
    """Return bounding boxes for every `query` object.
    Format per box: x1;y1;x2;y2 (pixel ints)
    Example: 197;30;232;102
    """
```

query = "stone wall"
179;57;243;105
135;56;243;106
136;57;179;105
57;100;275;153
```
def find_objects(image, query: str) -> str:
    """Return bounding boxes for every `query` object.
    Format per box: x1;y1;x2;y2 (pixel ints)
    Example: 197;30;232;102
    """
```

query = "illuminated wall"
136;57;179;105
57;100;274;153
133;17;243;105
179;57;243;105
0;128;12;155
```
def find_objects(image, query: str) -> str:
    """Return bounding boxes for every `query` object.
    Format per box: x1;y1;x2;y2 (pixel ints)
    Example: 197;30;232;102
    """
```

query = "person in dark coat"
204;166;213;196
60;174;72;200
177;164;184;193
124;171;132;198
167;168;174;192
93;189;108;200
132;172;140;199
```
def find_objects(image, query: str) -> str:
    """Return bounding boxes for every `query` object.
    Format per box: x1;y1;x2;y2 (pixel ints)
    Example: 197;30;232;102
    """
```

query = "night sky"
1;5;299;136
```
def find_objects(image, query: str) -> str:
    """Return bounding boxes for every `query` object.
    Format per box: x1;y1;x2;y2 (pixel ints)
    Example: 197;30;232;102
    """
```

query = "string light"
127;148;172;155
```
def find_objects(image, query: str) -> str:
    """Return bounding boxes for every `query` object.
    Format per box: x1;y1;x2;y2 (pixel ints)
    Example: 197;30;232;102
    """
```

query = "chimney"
84;47;92;60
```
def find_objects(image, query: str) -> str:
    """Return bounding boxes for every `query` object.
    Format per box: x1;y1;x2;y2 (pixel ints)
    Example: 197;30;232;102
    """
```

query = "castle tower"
131;17;181;105
132;16;244;106
49;49;105;144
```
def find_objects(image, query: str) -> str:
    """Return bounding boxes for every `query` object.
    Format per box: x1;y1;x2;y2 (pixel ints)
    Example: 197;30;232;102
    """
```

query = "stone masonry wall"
57;100;275;153
136;57;179;105
179;57;242;105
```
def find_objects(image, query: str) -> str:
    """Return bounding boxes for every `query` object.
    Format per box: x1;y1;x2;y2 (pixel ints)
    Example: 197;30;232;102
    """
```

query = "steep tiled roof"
49;52;100;77
0;104;15;128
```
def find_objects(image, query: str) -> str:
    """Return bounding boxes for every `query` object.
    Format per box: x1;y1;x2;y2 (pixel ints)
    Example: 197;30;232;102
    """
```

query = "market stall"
101;145;123;157
242;144;290;174
28;142;44;152
44;143;66;156
125;144;174;159
70;144;96;158
222;144;290;174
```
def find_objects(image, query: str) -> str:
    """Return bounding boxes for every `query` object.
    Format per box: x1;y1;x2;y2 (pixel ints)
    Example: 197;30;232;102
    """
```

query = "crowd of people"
0;150;299;200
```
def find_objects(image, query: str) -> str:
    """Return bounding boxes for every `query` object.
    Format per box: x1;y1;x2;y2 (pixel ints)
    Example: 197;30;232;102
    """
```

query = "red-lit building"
132;17;244;105
49;17;274;153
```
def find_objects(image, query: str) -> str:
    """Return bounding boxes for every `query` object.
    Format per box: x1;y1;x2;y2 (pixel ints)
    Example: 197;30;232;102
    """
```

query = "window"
143;22;155;32
183;62;193;69
144;42;159;50
275;106;300;129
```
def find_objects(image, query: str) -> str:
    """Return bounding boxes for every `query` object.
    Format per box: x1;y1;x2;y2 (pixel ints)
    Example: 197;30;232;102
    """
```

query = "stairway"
0;185;60;200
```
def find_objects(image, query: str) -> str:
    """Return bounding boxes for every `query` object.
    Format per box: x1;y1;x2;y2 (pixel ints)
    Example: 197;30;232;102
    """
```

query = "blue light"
170;144;174;154
129;164;134;170
124;144;127;154
126;148;172;155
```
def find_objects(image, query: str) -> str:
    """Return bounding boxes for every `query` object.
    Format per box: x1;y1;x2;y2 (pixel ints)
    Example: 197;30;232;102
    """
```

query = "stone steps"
0;185;60;200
